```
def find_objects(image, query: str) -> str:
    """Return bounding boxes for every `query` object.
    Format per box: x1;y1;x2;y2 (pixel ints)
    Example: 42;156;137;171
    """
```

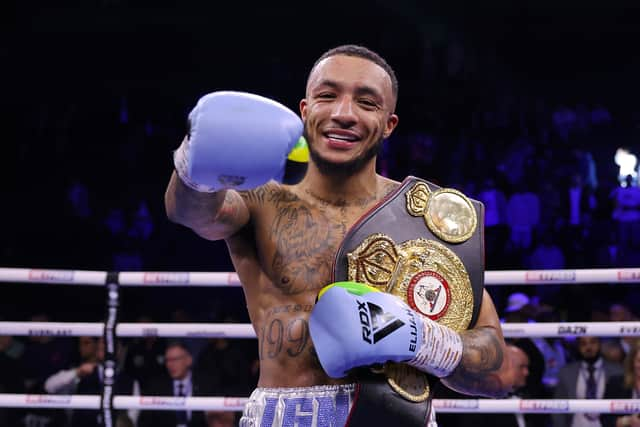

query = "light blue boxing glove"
309;282;464;379
174;91;306;192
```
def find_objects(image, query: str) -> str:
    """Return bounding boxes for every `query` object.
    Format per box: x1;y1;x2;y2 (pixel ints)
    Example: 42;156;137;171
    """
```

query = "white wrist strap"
408;316;463;378
173;138;219;193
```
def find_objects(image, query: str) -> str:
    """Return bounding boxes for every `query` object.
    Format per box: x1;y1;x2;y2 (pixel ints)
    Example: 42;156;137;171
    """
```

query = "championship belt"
334;176;485;427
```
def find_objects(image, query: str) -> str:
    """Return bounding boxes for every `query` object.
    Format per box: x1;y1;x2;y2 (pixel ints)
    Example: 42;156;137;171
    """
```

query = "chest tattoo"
269;191;346;294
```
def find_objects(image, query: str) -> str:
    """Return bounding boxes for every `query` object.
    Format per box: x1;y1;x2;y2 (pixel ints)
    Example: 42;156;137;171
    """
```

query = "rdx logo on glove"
357;300;405;344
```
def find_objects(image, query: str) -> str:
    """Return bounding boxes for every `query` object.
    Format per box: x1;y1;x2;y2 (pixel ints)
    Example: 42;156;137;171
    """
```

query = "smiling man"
302;51;398;177
165;44;512;427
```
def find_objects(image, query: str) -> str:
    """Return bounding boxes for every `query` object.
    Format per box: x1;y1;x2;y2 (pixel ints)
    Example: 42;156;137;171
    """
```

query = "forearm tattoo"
214;191;244;226
444;327;506;397
172;176;225;222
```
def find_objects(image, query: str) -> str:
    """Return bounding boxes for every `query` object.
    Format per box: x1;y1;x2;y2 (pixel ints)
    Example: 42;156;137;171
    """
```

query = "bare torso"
225;177;399;387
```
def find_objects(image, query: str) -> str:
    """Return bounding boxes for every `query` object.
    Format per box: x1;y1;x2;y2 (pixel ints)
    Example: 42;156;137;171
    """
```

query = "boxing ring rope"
2;267;639;286
1;266;639;417
0;322;257;338
1;321;639;339
1;394;639;413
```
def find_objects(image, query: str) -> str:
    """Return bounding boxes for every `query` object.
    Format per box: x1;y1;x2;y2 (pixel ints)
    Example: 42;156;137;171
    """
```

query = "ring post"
101;271;120;427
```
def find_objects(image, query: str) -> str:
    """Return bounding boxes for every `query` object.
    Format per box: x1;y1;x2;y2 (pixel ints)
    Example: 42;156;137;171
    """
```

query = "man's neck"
298;162;381;206
175;371;191;382
582;357;602;367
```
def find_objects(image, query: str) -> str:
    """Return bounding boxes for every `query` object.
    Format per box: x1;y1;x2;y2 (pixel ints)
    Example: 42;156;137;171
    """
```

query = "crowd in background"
4;65;640;322
3;12;640;426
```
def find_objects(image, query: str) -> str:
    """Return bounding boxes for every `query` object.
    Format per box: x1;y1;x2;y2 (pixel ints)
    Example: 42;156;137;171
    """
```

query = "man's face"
96;337;105;362
0;335;11;352
510;346;530;390
577;337;600;362
78;336;98;360
300;54;398;176
609;304;631;322
165;345;192;380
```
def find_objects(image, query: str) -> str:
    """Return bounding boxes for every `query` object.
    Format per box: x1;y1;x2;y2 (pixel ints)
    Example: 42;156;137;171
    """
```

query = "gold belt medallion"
346;233;473;401
406;182;477;244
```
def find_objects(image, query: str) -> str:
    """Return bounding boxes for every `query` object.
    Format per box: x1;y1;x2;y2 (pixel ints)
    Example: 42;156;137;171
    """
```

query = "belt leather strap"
345;370;432;427
334;176;485;427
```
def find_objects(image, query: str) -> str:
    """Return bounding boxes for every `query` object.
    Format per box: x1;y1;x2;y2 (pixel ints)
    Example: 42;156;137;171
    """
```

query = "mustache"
303;125;384;177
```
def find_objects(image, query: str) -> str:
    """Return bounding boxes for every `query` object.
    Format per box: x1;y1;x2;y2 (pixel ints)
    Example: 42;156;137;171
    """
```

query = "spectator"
44;336;100;394
0;335;25;426
501;292;537;323
0;333;25;361
476;343;549;427
499;135;536;191
570;147;598;192
506;181;541;252
476;176;509;269
21;313;74;392
511;337;548;399
101;197;155;271
507;343;531;391
502;292;569;393
434;340;539;427
527;228;566;270
553;336;623;427
532;330;570;393
609;303;639;357
600;340;640;427
594;230;622;268
69;337;138;427
138;340;208;427
551;105;577;143
610;174;640;251
8;315;67;427
560;172;597;267
501;295;547;397
123;315;167;392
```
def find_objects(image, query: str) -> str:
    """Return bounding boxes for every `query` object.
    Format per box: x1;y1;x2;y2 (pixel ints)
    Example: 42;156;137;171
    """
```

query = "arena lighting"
614;147;637;186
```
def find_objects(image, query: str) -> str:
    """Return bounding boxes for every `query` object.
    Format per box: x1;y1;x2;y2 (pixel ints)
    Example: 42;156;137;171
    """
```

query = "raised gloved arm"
309;283;511;397
165;91;305;240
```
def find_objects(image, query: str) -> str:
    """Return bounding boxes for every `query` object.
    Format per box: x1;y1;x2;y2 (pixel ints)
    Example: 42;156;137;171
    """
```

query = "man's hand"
309;282;463;378
174;91;303;193
75;362;97;378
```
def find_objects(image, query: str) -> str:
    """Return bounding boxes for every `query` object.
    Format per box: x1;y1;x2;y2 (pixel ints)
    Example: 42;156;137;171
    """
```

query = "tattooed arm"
440;290;513;398
164;170;250;241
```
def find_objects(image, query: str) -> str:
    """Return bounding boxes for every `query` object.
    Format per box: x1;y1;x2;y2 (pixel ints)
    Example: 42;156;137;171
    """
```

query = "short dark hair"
308;44;398;102
166;339;191;354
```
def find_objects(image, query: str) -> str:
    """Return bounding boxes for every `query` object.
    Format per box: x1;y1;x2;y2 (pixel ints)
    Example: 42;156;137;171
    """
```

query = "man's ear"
383;114;399;139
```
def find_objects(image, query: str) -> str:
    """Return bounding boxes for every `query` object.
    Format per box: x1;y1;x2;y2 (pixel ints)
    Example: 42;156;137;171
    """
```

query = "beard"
304;126;384;177
581;352;601;365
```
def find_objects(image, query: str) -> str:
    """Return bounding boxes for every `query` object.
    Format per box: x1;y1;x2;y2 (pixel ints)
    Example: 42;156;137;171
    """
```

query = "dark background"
6;1;640;121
